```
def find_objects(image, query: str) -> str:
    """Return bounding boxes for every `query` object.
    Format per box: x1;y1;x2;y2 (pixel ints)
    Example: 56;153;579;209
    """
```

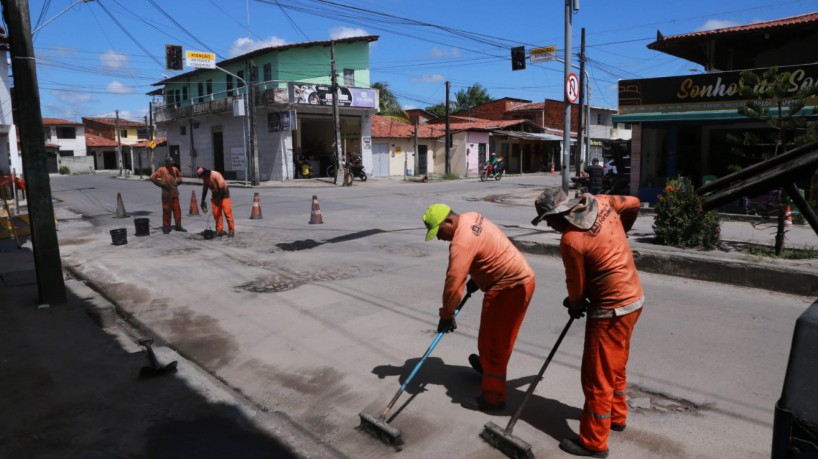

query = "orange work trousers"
477;279;536;405
212;197;235;233
579;308;642;453
161;195;182;229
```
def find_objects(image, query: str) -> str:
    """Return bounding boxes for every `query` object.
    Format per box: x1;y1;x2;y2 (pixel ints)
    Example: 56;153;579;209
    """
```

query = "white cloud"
51;90;92;104
430;47;461;59
117;109;149;121
329;27;369;40
695;19;740;32
100;51;129;70
412;74;445;83
403;104;418;110
229;36;287;57
106;81;134;94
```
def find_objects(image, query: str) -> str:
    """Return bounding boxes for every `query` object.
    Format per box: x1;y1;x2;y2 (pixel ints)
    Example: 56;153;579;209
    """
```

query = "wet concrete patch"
627;384;703;415
163;247;201;256
58;238;93;246
236;265;384;293
276;239;322;252
164;308;239;370
375;244;426;257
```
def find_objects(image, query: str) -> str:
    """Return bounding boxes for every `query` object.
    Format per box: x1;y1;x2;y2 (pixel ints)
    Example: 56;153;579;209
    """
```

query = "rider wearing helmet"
489;152;501;176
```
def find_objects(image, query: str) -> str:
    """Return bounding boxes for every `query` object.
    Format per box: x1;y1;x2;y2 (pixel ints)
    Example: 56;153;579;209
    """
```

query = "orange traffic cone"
309;195;323;224
114;192;130;218
189;190;200;216
250;192;263;219
785;205;793;227
550;162;555;173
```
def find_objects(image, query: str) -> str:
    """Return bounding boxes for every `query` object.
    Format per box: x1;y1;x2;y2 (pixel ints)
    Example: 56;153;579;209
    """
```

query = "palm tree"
372;81;407;120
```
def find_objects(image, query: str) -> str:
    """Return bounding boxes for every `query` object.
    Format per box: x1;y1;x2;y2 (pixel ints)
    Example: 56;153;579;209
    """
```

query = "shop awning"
613;106;818;123
493;130;574;142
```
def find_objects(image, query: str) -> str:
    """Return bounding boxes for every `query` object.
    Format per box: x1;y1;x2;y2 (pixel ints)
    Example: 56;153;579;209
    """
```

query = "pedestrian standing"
197;167;235;237
149;157;186;234
583;158;605;195
532;188;644;458
422;204;536;410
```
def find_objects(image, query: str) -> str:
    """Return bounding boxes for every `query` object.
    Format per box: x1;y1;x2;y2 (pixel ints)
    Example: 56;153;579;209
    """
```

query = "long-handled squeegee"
359;287;474;446
480;317;574;458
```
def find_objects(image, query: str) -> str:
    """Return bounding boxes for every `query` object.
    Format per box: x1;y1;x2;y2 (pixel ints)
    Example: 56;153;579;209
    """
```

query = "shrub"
58;165;70;175
653;177;721;249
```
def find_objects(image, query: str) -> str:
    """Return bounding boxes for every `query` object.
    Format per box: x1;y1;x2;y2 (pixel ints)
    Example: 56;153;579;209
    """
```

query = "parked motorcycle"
348;156;367;181
480;160;504;181
298;159;313;179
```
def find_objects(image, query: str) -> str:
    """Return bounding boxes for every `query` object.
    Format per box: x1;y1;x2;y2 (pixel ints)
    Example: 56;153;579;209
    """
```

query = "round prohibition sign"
566;72;579;104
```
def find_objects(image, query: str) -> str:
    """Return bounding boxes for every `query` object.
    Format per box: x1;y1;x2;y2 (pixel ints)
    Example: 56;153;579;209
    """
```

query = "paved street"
18;173;817;457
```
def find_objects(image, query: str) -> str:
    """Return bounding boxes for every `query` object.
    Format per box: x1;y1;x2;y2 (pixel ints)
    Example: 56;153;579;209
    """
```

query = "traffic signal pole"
2;0;66;305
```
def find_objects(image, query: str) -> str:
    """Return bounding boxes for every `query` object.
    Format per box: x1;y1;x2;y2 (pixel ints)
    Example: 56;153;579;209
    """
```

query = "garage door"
372;143;389;177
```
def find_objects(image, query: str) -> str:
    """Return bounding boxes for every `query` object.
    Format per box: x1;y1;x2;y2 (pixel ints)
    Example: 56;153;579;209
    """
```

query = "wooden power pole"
1;0;66;304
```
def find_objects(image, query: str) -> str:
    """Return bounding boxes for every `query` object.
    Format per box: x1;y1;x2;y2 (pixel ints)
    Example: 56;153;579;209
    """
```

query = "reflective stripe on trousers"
579;308;642;452
477;279;535;405
212;197;235;233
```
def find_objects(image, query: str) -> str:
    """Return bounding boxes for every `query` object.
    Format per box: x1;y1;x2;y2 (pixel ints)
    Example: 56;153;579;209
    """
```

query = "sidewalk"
0;237;345;459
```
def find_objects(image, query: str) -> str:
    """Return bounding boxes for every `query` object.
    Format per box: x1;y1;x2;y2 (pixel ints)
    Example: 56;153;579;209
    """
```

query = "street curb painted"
511;239;818;297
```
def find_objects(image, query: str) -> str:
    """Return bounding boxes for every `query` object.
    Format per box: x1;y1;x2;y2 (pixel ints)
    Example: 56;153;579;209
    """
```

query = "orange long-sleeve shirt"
560;195;642;310
149;166;182;197
441;212;535;319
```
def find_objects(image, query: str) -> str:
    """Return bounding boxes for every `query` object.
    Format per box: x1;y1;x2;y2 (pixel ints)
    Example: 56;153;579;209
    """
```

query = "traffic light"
165;44;183;71
511;46;526;71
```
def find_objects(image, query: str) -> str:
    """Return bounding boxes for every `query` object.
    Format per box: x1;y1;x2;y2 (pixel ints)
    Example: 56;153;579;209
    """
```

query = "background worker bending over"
197;167;235;238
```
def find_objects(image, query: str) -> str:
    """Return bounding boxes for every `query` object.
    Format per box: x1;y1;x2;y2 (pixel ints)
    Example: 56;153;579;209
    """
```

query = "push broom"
480;317;574;458
359;284;476;445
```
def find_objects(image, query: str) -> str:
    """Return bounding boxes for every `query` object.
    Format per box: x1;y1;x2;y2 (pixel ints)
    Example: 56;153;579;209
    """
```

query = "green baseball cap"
422;203;451;241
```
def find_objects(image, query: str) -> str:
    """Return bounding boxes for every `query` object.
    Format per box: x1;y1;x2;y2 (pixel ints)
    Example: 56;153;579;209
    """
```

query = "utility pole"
445;80;450;175
148;101;155;174
576;27;586;178
247;61;259;185
562;0;575;192
413;117;419;177
2;0;66;304
330;41;343;185
115;110;123;176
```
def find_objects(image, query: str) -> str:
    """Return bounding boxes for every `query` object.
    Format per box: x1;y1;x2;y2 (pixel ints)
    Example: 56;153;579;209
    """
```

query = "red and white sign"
566;72;579;104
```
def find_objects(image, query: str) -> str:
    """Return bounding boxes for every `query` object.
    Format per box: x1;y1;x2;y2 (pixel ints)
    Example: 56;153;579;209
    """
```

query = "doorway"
417;145;428;175
212;127;224;172
103;151;117;169
372;143;389;177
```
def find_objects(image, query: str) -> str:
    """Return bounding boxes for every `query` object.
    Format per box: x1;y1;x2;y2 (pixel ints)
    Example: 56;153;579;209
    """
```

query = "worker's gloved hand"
437;317;457;334
466;279;479;294
201;202;208;214
563;296;587;320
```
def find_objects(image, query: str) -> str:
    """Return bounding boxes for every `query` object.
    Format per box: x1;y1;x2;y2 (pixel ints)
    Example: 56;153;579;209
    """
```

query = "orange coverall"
442;212;536;405
202;170;234;234
149;165;183;229
559;195;644;453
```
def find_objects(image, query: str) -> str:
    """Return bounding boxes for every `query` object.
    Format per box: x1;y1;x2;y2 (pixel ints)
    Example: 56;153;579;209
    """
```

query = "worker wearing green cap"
422;203;536;411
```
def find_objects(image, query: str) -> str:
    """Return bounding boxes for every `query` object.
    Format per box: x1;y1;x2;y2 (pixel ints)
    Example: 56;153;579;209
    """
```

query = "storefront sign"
268;110;296;132
288;82;377;108
230;146;246;170
619;63;818;114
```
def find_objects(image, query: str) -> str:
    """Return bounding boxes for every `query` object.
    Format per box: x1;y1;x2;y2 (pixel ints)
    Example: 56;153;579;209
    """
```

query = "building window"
197;82;204;102
227;74;234;96
597;113;603;125
237;71;245;89
120;129;128;138
206;79;213;97
56;127;76;139
43;127;51;140
137;128;147;138
343;68;354;87
180;125;186;136
174;89;181;107
59;150;74;157
263;63;272;84
182;86;188;101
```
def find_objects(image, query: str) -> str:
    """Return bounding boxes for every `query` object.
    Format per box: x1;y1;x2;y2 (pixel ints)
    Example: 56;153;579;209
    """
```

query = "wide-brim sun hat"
531;187;598;230
422;203;452;241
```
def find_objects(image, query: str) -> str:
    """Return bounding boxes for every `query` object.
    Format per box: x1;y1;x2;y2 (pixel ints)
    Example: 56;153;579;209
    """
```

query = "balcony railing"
154;87;289;123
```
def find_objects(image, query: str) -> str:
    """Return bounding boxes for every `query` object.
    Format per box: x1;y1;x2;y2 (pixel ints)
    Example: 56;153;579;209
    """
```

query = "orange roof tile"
85;133;118;147
82;116;145;127
42;117;82;126
132;137;167;148
650;11;818;46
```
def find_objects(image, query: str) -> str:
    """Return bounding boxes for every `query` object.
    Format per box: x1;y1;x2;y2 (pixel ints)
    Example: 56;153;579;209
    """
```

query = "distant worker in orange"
149;156;186;234
197;167;234;237
422;204;536;411
532;188;644;458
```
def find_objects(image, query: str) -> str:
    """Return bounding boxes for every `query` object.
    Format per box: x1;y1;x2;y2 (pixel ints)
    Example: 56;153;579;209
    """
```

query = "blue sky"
14;0;817;123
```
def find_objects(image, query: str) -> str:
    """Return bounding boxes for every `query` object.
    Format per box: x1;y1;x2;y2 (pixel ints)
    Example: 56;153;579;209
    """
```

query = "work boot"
217;231;226;237
175;226;187;232
162;227;171;234
468;354;483;374
461;395;505;412
228;231;235;238
559;438;608;458
610;423;626;432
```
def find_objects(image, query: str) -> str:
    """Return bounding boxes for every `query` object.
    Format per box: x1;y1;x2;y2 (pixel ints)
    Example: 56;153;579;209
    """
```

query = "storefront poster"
288;82;377;109
268;110;296;132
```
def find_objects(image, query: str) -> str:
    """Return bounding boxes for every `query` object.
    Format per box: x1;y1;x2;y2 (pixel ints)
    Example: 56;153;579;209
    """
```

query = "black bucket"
110;228;127;246
134;218;150;237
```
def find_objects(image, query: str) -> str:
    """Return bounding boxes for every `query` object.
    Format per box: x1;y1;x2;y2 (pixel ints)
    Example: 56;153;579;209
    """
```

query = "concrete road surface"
50;173;813;458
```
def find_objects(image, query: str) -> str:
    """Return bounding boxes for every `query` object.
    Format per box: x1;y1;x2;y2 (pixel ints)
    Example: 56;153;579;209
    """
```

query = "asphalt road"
50;173;812;458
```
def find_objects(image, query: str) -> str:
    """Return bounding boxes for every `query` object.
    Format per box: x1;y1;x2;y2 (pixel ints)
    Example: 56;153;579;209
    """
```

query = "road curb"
511;239;818;297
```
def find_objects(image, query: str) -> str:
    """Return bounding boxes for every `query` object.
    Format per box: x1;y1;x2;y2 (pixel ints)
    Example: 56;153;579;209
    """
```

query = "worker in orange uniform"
197;167;234;237
149;156;186;234
422;204;536;410
532;188;644;459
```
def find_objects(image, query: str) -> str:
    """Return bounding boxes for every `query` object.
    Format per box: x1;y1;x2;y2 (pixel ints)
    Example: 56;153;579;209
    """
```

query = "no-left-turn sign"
566;73;579;104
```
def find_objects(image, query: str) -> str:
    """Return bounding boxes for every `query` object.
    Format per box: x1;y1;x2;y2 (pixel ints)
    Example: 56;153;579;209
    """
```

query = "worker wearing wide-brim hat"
422;203;536;411
533;187;644;458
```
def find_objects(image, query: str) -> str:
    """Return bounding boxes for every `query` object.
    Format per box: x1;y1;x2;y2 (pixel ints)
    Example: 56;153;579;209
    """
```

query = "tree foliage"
372;81;407;121
453;83;493;111
653;177;721;249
